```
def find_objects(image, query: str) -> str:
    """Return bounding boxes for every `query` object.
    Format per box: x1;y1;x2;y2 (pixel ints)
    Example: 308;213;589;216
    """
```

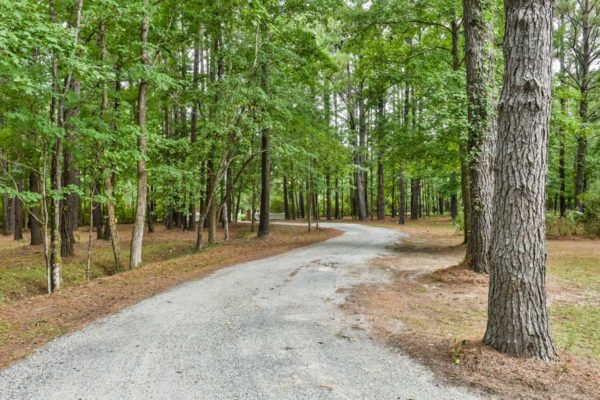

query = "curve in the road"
0;223;482;400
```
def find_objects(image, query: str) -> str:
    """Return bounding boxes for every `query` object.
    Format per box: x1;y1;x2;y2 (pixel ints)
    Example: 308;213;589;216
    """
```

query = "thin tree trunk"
130;0;150;269
258;58;271;237
223;171;229;241
1;191;9;236
29;170;43;245
356;94;368;221
85;186;94;280
13;181;23;240
484;0;556;360
104;175;122;272
283;176;290;219
335;177;340;219
450;193;458;220
377;153;384;220
399;171;406;225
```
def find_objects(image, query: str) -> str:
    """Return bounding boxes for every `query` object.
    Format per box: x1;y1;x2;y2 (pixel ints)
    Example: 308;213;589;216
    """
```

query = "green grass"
551;306;600;359
0;240;196;304
548;256;600;293
0;322;13;346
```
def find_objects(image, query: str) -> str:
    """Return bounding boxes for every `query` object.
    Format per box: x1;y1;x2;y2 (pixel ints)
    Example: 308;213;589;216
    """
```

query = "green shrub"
546;211;585;237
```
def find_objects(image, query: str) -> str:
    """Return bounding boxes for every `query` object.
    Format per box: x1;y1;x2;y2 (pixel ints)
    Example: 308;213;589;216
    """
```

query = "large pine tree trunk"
130;1;149;269
463;0;496;274
484;0;556;361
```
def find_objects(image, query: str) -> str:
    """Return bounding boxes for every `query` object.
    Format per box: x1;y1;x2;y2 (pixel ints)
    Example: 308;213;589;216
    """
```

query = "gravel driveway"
0;223;482;400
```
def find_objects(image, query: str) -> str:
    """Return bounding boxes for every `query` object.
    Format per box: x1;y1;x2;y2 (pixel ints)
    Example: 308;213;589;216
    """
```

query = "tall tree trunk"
298;190;304;219
377;153;384;220
326;174;332;220
399;171;406;225
283;176;290;219
13;181;23;240
29;170;43;245
450;193;458;220
146;186;154;234
189;27;201;232
484;0;555;360
104;175;122;272
130;0;149;269
258;58;271;237
334;177;340;219
410;178;419;220
61;80;81;257
356;93;368;221
92;183;103;240
391;180;396;218
574;0;593;212
454;18;472;244
207;159;217;244
1;192;9;236
463;0;496;273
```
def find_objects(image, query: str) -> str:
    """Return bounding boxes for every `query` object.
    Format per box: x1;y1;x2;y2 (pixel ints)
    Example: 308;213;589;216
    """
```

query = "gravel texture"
0;223;483;400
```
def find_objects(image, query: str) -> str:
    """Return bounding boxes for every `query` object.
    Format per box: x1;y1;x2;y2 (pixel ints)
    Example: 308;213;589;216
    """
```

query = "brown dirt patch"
0;224;340;369
343;217;600;400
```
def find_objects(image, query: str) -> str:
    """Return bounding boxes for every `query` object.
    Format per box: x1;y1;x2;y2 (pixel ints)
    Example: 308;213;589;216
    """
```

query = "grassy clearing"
362;216;600;362
348;216;600;399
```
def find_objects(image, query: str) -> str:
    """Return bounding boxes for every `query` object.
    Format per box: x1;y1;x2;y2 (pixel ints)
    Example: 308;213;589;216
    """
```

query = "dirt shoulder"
343;217;599;400
0;224;340;369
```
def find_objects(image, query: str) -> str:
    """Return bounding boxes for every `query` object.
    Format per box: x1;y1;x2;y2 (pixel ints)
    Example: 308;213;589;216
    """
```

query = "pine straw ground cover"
0;223;340;368
343;217;600;400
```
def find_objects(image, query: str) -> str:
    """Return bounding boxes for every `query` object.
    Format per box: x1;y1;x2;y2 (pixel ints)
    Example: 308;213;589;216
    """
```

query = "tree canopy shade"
0;0;598;361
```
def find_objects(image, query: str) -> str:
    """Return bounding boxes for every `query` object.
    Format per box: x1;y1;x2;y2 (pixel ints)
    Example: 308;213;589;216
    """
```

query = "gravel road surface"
0;223;482;400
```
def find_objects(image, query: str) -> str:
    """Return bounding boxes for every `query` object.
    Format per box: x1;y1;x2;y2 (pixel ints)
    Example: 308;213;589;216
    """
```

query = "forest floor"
0;223;339;368
344;216;600;400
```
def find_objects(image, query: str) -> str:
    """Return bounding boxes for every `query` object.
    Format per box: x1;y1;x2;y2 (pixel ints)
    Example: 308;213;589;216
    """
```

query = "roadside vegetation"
0;224;338;368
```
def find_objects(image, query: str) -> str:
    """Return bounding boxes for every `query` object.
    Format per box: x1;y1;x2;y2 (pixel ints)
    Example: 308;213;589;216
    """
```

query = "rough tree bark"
484;0;556;361
463;0;496;274
130;0;149;269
